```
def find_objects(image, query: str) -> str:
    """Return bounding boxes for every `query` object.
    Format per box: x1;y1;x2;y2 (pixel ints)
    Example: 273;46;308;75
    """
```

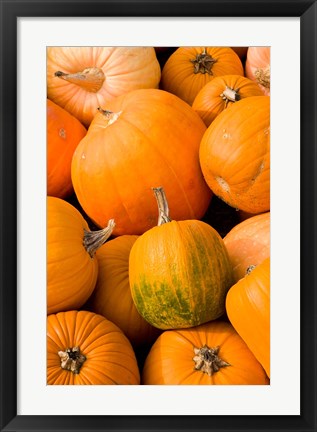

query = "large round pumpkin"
85;235;161;347
47;46;161;127
245;47;270;95
47;196;115;314
226;257;270;377
224;212;270;282
192;75;263;127
129;187;233;330
47;310;140;384
71;88;212;236
142;320;269;384
160;47;244;105
199;96;270;214
47;99;87;198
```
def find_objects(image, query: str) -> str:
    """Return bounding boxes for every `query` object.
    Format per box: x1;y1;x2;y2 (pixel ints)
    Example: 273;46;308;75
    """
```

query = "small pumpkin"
71;88;212;236
226;257;270;377
224;212;270;282
129;187;233;330
47;310;140;384
142;320;269;384
192;75;263;127
47;46;161;127
160;47;244;105
85;235;161;347
199;96;270;214
47;99;87;198
245;47;270;95
47;196;115;314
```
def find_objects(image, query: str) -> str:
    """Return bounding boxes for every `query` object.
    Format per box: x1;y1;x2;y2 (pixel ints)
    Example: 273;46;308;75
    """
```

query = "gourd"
47;46;161;127
129;187;233;329
245;47;270;95
142;320;269;384
47;310;140;384
47;196;114;314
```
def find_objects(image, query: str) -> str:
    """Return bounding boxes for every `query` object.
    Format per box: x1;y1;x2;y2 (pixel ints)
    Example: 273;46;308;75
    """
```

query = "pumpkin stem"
220;86;241;107
58;346;86;374
55;67;105;93
190;48;217;75
152;187;171;226
83;219;115;257
97;107;122;125
193;344;230;376
246;264;256;275
254;66;270;89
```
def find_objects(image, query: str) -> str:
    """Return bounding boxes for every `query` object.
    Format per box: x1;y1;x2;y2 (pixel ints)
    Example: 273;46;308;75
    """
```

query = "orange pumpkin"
192;75;263;127
245;47;270;95
226;257;270;377
224;212;270;282
85;235;161;347
47;99;87;198
47;46;161;127
47;196;115;314
71;88;212;236
142;320;269;384
47;310;140;384
160;47;244;105
199;96;270;214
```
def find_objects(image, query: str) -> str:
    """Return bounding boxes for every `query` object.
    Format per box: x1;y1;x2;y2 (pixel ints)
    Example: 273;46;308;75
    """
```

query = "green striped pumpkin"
129;188;233;330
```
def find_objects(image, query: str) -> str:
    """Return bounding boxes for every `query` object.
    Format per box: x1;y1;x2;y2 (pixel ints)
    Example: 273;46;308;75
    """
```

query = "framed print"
0;0;316;431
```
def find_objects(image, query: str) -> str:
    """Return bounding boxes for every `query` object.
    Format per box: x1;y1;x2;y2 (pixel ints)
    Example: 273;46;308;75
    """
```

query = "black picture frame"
1;1;316;431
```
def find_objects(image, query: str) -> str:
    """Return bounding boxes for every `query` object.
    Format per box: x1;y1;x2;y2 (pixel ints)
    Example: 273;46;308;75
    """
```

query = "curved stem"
55;67;105;93
152;187;171;226
83;219;115;257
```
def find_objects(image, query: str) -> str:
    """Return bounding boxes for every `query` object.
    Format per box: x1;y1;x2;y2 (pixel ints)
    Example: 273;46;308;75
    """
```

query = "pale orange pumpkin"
142;320;269;384
71;88;212;236
224;212;270;282
245;47;270;95
47;46;161;127
199;96;270;214
47;99;87;198
47;196;115;314
47;310;140;384
85;235;161;347
226;257;270;377
192;74;263;127
160;47;244;105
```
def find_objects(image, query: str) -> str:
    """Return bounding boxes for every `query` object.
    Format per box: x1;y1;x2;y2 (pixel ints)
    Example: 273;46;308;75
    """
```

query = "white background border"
17;17;300;415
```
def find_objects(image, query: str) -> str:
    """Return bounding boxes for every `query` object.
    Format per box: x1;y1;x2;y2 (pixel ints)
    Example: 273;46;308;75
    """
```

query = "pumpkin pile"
46;46;270;385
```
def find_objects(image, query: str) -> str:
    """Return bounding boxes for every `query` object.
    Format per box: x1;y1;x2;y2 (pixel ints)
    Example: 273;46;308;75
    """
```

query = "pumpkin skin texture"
224;212;270;282
226;257;270;377
71;88;212;236
142;320;269;384
199;96;270;214
47;46;161;127
47;99;87;198
47;196;114;315
160;47;244;105
192;75;263;127
85;235;161;347
47;310;140;384
129;189;233;330
245;47;270;95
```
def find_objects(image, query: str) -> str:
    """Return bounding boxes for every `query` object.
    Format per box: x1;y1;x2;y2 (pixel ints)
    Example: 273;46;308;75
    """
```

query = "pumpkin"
47;310;140;384
85;235;161;347
142;320;269;384
129;187;233;330
160;47;244;105
199;96;270;214
47;46;161;127
71;88;212;236
245;47;270;95
47;99;87;198
226;257;270;377
47;196;115;314
224;212;270;282
192;74;264;127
